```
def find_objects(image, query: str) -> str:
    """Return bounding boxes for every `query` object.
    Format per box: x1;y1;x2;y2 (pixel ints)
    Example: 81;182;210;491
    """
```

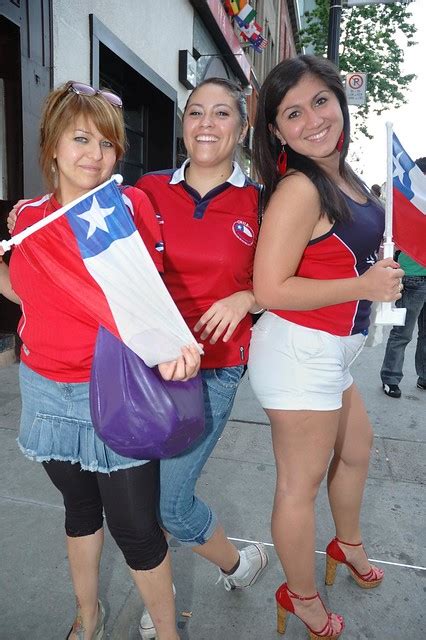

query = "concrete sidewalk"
0;333;424;639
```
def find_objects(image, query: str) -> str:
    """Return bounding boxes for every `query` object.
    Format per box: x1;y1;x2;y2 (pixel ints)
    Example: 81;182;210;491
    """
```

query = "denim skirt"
18;363;148;473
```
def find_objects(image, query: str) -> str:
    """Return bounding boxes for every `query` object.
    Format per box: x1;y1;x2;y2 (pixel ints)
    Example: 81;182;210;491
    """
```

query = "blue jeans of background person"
159;365;244;546
380;276;426;386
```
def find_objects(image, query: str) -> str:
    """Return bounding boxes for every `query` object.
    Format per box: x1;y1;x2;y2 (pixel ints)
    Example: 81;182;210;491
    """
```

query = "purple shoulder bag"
90;326;205;459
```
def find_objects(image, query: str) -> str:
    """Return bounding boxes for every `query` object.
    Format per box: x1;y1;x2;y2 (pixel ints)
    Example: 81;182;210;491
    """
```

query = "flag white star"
393;151;406;185
77;195;115;239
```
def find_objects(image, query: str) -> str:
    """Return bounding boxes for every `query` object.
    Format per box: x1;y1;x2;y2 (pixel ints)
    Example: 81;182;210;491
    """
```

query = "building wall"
51;0;299;115
242;0;297;87
243;0;279;86
52;0;194;112
193;11;239;85
280;0;298;60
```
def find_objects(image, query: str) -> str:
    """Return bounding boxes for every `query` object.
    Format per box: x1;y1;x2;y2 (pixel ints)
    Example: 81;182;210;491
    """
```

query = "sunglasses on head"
67;81;123;108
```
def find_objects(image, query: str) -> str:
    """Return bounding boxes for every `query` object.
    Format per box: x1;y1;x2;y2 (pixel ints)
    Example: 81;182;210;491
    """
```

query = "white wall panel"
52;0;194;110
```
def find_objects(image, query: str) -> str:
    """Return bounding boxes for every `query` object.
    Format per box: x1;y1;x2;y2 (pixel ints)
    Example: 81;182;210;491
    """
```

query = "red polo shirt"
136;162;260;368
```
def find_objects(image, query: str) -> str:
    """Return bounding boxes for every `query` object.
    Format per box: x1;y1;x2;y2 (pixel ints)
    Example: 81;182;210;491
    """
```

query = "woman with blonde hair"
0;81;200;640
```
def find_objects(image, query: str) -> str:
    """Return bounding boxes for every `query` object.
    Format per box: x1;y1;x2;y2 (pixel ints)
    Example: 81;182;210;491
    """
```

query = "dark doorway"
0;14;22;332
0;0;52;334
91;15;177;184
100;44;177;183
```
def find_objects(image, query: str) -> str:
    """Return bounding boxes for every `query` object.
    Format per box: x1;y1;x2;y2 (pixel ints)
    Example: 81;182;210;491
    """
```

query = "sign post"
327;0;342;67
345;72;367;106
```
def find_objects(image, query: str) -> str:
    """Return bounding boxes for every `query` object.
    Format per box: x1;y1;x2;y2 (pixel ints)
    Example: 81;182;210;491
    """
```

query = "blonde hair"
39;82;126;191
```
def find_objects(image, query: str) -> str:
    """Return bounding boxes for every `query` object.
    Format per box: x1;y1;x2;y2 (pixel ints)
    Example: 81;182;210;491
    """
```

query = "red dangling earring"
277;145;287;175
336;131;345;152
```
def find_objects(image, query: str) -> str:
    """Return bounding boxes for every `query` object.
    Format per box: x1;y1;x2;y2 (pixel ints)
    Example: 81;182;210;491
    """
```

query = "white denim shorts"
248;312;366;411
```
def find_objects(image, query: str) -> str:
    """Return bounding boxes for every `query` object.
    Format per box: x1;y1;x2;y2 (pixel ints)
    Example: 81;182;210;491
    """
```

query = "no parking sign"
345;72;367;105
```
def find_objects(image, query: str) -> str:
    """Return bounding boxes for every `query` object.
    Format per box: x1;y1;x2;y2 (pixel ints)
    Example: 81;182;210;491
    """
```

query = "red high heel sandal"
325;538;384;589
276;583;345;639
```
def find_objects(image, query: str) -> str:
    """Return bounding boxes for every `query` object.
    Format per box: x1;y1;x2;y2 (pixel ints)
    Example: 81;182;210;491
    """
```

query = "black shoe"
417;380;426;390
382;383;401;398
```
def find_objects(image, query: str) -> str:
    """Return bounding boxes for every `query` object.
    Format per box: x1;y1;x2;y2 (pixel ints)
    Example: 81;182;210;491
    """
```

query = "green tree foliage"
299;0;416;137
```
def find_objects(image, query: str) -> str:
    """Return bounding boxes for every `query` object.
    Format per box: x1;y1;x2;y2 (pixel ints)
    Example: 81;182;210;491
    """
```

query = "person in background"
249;55;403;638
380;156;426;397
370;183;381;198
135;77;268;639
0;81;201;640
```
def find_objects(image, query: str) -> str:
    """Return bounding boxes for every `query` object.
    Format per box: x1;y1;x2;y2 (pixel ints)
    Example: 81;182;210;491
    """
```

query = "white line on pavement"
228;537;426;572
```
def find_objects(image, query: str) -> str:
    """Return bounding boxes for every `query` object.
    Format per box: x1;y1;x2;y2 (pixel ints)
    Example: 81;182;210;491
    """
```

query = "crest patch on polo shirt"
232;220;254;246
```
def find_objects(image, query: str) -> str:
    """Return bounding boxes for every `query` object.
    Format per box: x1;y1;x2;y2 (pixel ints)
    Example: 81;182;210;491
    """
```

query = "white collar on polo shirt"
170;159;246;188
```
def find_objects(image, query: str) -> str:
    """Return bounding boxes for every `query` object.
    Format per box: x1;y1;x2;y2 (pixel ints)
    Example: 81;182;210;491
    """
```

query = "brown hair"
39;82;126;191
254;55;368;221
183;77;248;128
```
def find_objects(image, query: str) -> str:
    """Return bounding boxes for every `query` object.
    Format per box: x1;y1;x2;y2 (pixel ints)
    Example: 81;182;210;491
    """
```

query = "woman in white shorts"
249;55;404;639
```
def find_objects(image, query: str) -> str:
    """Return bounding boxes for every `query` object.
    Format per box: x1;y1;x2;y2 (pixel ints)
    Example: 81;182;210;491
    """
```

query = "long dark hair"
253;55;366;222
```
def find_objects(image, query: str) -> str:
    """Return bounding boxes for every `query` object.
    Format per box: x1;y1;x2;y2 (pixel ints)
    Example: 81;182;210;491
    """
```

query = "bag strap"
257;184;265;226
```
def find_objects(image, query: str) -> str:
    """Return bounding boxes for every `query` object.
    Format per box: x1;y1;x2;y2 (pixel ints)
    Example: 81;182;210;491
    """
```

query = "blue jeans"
159;365;244;546
380;276;426;386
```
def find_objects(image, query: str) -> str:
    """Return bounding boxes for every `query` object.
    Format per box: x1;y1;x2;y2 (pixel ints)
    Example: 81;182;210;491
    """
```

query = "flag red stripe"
24;215;121;336
393;188;426;267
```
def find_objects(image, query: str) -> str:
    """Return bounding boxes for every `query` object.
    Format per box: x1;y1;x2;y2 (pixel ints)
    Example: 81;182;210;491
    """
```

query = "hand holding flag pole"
374;122;406;326
0;174;123;254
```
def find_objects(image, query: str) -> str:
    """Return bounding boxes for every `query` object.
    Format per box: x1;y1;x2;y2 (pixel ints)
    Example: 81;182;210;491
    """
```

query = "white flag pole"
0;174;123;254
375;123;406;326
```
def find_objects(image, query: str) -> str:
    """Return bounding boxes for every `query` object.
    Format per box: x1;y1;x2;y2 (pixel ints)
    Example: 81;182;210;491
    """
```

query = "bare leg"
192;525;239;571
327;384;382;575
268;407;342;634
67;528;104;639
130;552;178;640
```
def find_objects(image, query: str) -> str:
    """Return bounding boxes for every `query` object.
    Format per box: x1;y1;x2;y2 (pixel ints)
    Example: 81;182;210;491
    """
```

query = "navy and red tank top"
273;192;385;336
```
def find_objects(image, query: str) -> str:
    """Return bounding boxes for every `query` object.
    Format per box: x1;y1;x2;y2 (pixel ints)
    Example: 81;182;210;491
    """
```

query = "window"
100;67;147;184
122;107;146;185
263;25;273;80
91;17;177;178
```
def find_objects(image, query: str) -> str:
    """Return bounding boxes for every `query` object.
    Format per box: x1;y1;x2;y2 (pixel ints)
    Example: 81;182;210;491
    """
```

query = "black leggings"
42;460;168;571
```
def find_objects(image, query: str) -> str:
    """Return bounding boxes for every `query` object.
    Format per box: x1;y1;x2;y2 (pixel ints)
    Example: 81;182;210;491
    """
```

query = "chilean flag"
393;134;426;267
9;179;198;366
